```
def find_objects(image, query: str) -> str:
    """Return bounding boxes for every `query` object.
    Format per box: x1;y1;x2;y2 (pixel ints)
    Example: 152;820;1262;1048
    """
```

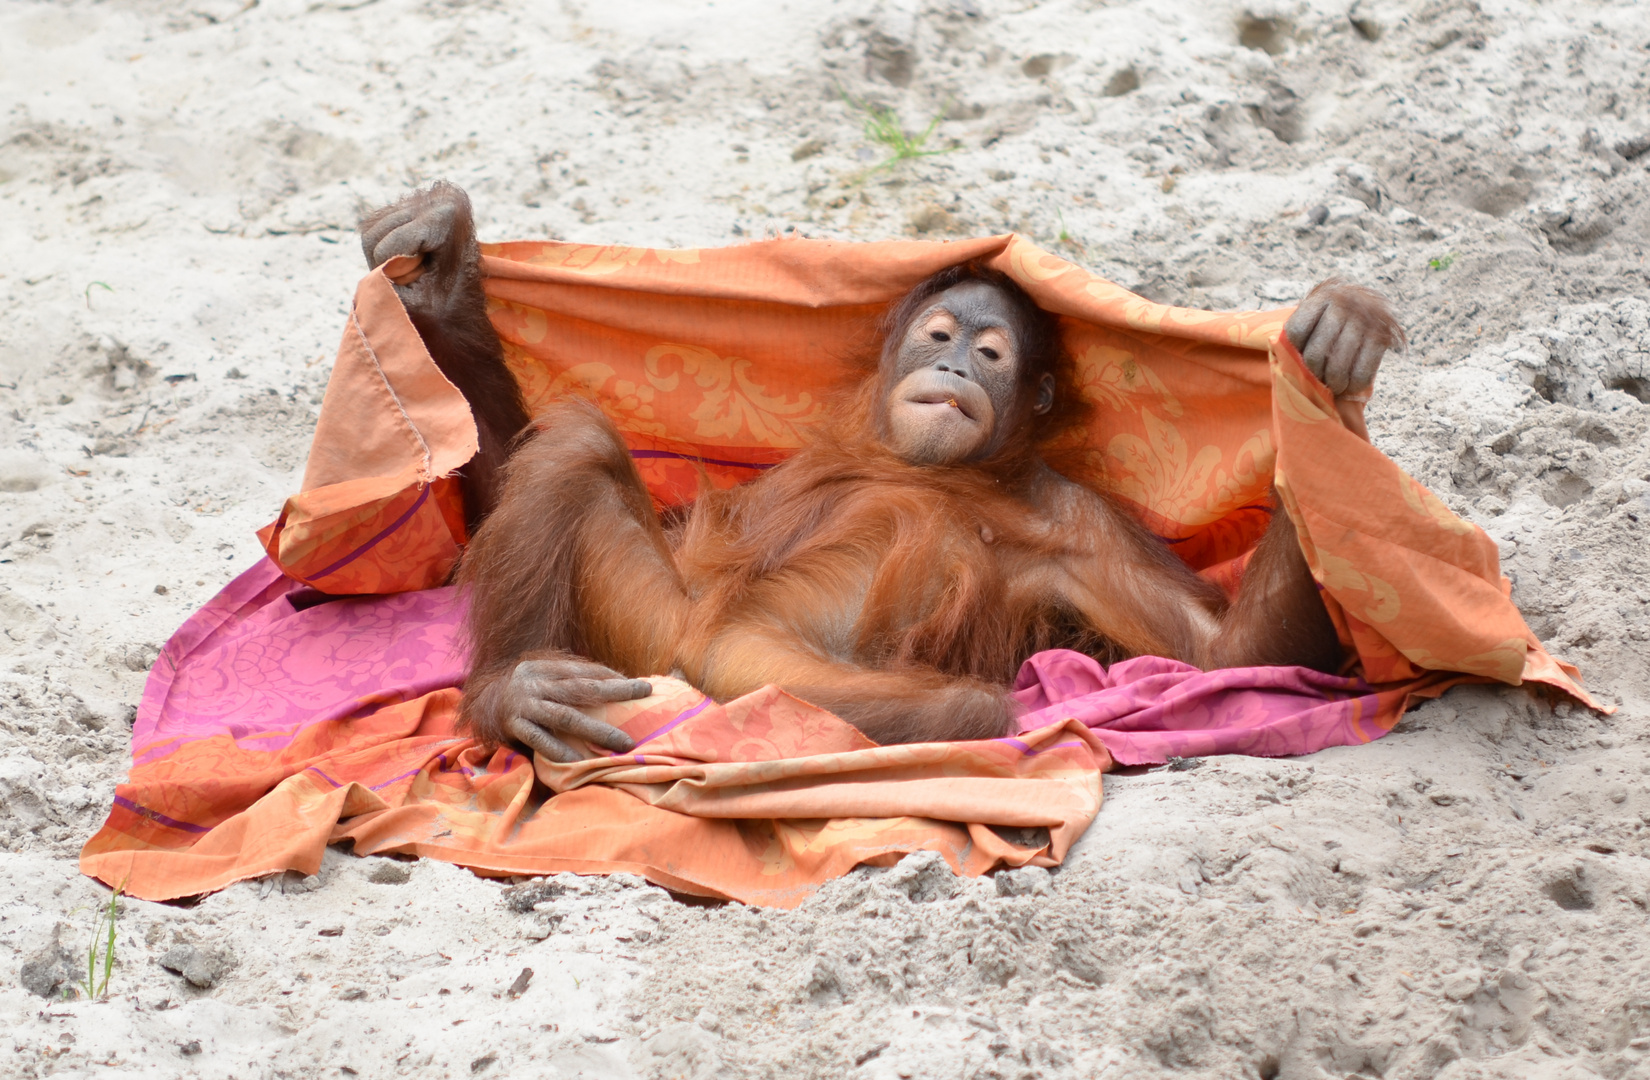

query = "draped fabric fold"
84;234;1598;906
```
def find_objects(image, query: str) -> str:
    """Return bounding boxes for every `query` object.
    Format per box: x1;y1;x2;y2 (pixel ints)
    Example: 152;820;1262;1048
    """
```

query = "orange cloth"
82;233;1599;908
264;233;1594;702
83;653;1104;906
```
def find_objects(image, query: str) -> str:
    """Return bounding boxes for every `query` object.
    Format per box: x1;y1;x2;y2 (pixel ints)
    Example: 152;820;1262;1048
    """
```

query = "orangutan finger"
506;715;580;764
516;656;632;683
1323;319;1364;397
550;709;637;754
1283;289;1330;357
371;203;455;269
358;205;418;267
1345;334;1390;399
514;699;637;754
517;673;653;709
1301;309;1344;384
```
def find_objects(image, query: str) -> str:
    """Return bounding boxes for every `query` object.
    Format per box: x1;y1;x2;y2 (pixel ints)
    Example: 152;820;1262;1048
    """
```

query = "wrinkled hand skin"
1282;277;1406;404
358;180;476;299
354;182;530;531
497;655;651;764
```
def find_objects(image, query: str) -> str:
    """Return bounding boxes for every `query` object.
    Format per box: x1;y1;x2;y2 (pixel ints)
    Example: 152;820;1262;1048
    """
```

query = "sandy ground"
2;0;1649;1076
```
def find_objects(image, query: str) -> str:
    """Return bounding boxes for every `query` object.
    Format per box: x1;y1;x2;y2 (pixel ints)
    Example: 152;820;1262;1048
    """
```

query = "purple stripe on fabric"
369;767;427;792
625;695;712;751
311;484;432;581
112;795;211;834
307;766;344;789
629;449;776;471
994;737;1032;753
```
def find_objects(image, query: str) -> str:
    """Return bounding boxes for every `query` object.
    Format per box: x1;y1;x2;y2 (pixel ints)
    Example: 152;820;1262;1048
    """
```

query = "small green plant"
1056;209;1084;254
84;281;113;309
1428;252;1457;272
841;90;954;177
79;881;124;1001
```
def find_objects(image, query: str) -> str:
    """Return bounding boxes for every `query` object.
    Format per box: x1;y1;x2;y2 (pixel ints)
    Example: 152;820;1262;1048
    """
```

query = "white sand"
2;0;1648;1075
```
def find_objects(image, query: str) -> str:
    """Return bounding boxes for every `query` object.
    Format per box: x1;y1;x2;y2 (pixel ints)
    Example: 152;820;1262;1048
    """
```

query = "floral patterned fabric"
83;234;1601;906
1012;651;1458;765
85;562;1451;906
83;559;1107;907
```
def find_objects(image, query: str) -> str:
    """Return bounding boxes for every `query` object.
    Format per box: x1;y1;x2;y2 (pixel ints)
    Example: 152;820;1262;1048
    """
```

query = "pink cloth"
134;560;465;767
1013;650;1391;765
140;563;1399;775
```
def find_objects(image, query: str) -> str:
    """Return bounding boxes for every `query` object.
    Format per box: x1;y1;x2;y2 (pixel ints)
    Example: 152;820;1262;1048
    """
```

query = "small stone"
159;945;195;973
159;944;233;988
269;870;321;894
855;1042;890;1066
909;204;957;235
1257;279;1310;303
179;1041;202;1056
995;865;1051;897
19;941;76;999
883;850;960;903
1442;969;1482;1001
368;862;412;885
154;584;169;595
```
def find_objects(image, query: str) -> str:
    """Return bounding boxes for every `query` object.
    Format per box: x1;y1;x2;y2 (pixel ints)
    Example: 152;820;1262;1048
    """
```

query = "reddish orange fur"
456;267;1347;748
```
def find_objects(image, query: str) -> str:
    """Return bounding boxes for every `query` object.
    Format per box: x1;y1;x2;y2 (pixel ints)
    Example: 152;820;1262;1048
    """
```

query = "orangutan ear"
1032;372;1055;416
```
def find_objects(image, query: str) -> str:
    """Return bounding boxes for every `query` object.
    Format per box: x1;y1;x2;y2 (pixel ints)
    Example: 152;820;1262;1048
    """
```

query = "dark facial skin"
883;281;1056;465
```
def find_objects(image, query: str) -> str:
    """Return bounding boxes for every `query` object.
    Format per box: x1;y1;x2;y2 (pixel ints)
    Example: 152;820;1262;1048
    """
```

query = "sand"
1;0;1648;1075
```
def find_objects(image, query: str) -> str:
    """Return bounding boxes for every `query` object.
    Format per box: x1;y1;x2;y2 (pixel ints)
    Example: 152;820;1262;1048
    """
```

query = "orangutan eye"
930;330;950;342
979;347;1000;360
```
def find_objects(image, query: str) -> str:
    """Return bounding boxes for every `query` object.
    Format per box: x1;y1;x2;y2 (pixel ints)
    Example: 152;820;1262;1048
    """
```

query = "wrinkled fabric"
84;233;1600;906
1012;650;1457;766
84;560;1105;908
83;560;1458;907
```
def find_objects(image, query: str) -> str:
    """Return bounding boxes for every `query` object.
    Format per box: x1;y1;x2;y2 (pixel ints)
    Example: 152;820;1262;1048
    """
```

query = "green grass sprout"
79;880;125;1001
1428;252;1457;272
84;281;114;309
1056;209;1084;254
840;90;955;179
